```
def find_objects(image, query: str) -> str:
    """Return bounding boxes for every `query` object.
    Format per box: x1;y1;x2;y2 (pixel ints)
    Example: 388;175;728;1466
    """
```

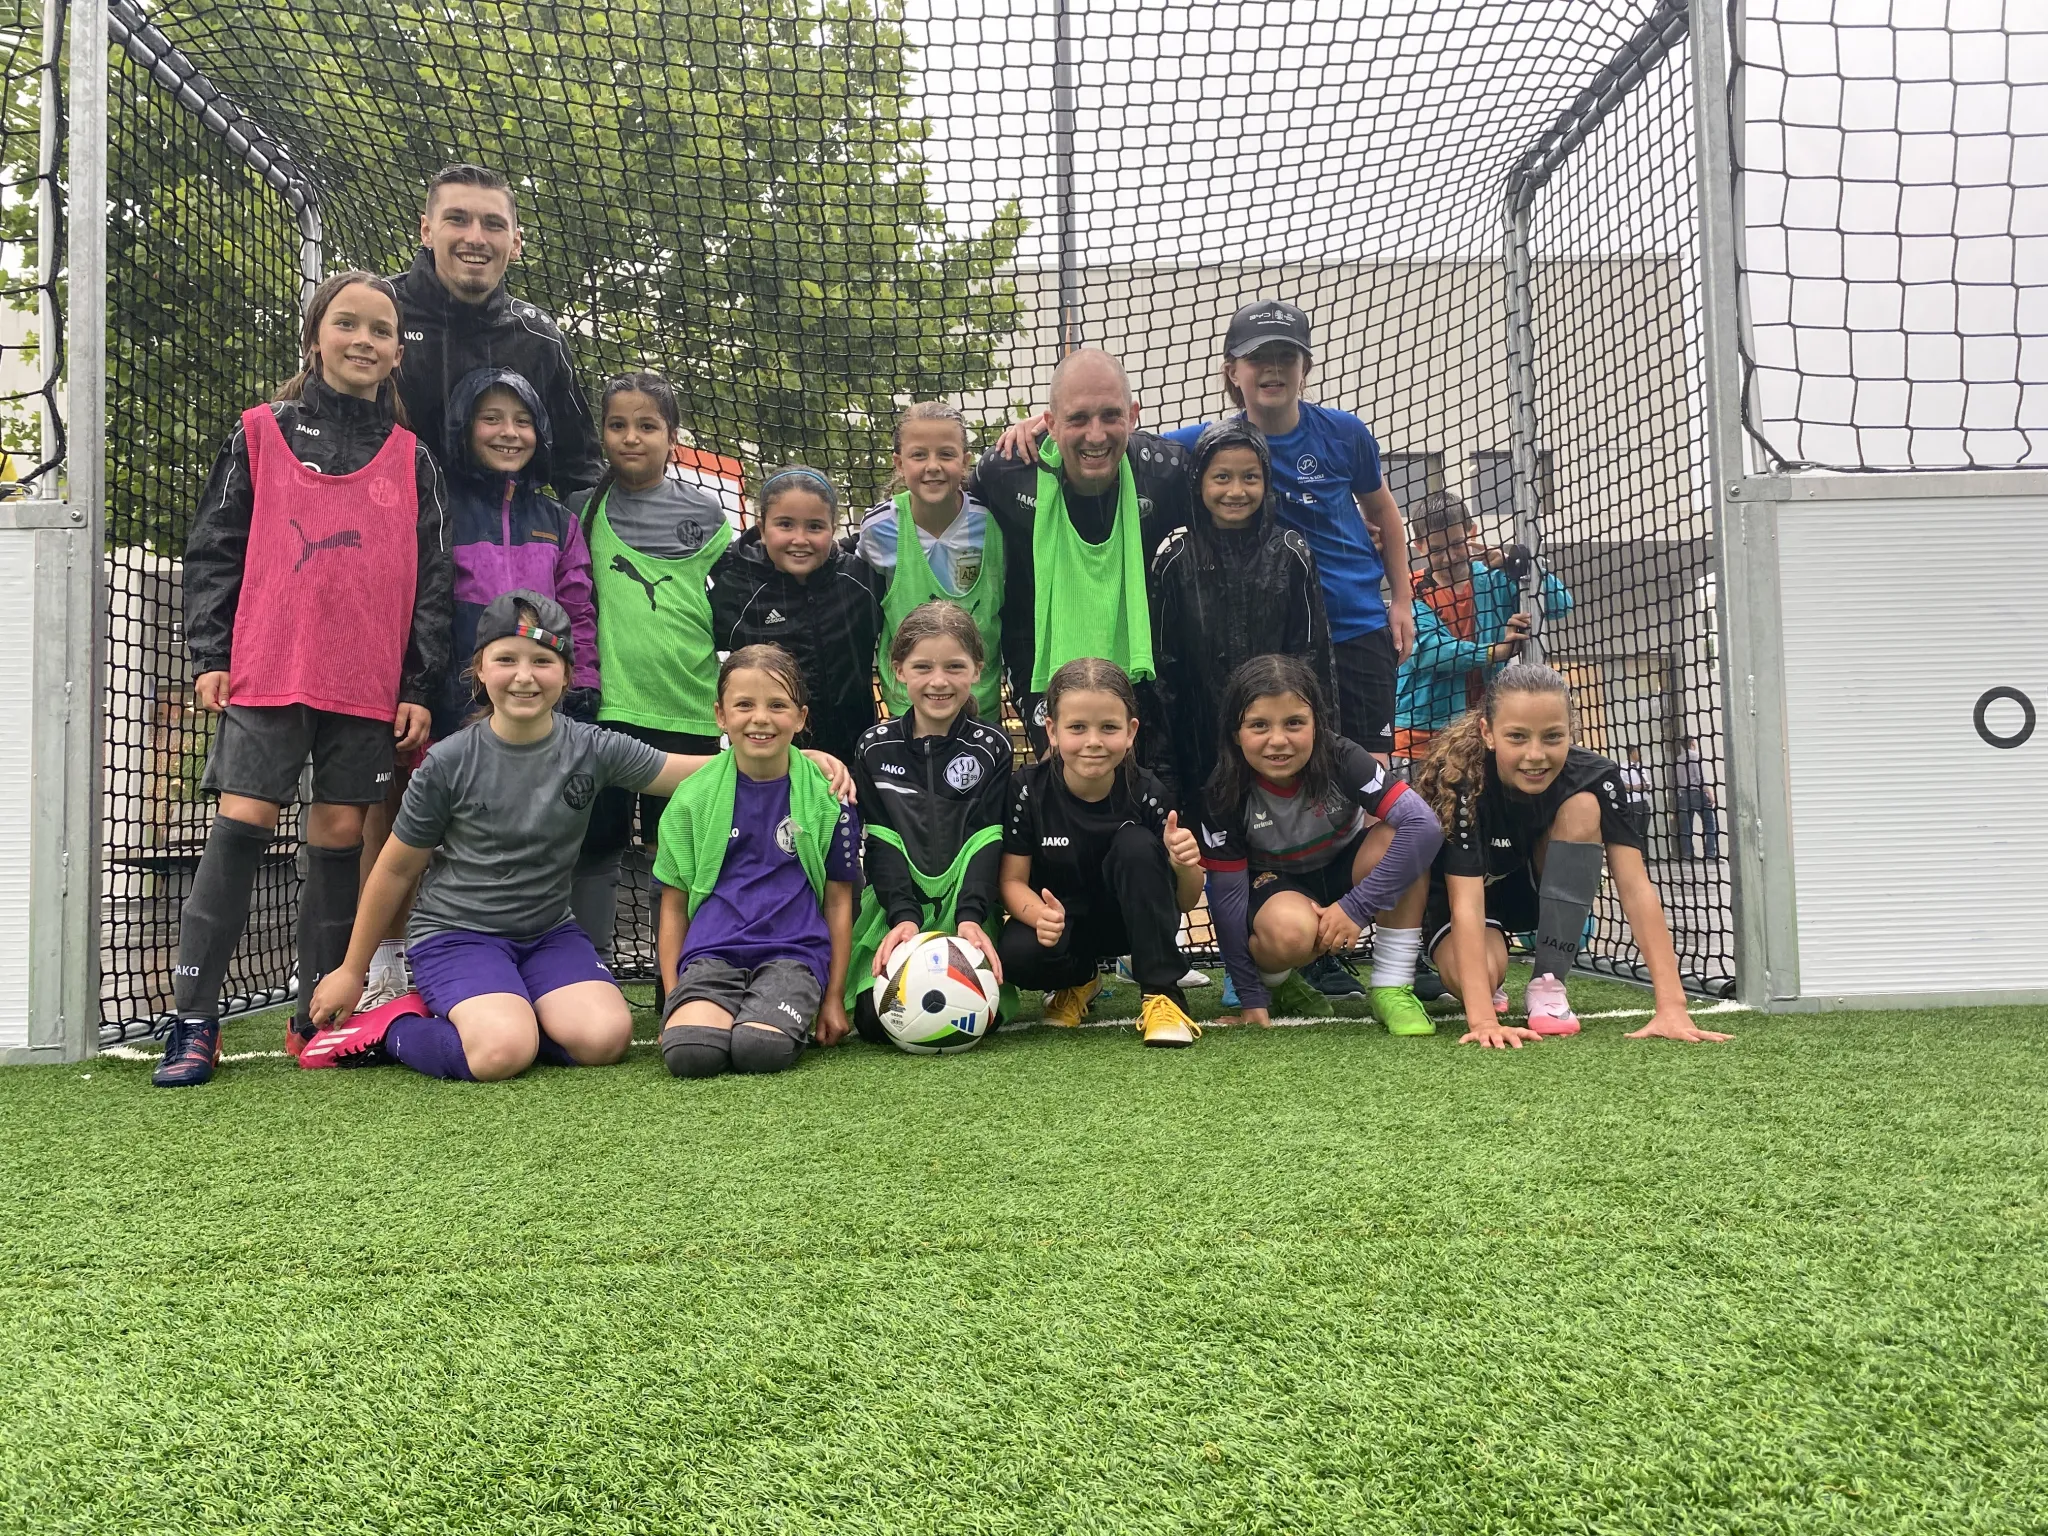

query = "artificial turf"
2;975;2043;1534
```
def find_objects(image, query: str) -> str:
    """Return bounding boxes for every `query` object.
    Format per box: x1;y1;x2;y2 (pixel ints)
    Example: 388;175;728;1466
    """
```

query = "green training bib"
1030;441;1153;690
876;495;1005;718
587;493;732;735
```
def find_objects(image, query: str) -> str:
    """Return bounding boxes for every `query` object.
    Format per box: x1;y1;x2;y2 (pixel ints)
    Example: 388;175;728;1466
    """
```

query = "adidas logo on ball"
872;932;999;1055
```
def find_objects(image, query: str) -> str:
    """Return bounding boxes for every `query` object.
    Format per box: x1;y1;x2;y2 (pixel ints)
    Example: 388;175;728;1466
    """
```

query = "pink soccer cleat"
298;990;428;1070
1523;973;1581;1036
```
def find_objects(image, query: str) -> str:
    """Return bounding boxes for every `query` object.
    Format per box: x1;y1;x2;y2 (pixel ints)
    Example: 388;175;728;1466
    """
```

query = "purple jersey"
679;771;860;987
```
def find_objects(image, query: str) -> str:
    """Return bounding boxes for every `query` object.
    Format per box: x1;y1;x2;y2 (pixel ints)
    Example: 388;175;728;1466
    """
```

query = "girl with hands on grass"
998;658;1206;1047
1197;655;1443;1032
301;595;855;1082
1413;662;1734;1050
849;600;1018;1042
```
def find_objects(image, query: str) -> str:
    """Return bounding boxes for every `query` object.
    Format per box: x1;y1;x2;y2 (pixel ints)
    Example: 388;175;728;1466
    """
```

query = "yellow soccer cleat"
1041;974;1103;1028
1138;992;1202;1049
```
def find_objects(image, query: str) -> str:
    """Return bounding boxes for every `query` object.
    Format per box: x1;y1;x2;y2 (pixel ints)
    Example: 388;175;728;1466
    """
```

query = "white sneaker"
359;967;411;1013
1112;958;1210;989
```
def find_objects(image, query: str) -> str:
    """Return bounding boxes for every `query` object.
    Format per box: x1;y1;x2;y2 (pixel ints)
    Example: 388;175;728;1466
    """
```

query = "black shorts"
661;955;822;1038
1422;866;1541;957
1245;832;1368;924
1333;629;1398;755
200;703;394;806
583;724;719;859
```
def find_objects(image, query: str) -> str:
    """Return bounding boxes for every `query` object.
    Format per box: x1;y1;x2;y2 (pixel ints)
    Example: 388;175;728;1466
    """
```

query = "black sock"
1106;825;1188;1004
1534;840;1603;982
569;854;621;961
172;814;273;1016
297;841;364;1026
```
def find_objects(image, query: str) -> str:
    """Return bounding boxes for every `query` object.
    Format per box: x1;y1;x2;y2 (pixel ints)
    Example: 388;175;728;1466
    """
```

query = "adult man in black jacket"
389;164;603;494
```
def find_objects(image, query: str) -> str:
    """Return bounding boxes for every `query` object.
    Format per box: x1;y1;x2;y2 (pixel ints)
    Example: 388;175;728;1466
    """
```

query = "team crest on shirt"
560;772;595;810
366;476;402;508
1032;698;1049;728
1297;454;1320;477
775;816;799;855
945;755;983;792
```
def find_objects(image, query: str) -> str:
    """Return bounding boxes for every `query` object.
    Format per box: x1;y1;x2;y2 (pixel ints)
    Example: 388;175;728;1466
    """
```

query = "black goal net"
68;0;1755;1036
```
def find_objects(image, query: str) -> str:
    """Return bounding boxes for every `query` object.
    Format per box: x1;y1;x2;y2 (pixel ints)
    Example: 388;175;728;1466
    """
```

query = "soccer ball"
873;931;999;1054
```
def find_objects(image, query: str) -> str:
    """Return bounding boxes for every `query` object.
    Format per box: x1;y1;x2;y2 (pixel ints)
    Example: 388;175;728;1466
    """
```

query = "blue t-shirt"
679;771;862;988
1166;401;1388;640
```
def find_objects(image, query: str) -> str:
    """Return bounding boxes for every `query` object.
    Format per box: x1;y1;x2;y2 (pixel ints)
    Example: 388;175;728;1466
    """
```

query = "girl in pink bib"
155;270;453;1088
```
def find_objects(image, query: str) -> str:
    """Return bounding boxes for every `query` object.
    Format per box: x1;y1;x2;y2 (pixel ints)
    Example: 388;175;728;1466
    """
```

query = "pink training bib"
229;404;420;720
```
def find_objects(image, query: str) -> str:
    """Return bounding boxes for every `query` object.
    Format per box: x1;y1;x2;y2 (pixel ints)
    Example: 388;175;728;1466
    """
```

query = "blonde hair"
1414;663;1574;830
893;400;970;454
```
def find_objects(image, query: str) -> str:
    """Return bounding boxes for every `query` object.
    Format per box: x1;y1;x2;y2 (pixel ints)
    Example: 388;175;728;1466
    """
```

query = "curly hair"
1414;662;1573;830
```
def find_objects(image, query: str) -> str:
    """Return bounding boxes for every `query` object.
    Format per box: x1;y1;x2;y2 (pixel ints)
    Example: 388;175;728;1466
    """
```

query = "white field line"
99;999;1753;1060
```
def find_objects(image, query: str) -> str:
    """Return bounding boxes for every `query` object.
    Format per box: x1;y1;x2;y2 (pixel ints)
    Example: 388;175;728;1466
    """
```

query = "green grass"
3;976;2044;1534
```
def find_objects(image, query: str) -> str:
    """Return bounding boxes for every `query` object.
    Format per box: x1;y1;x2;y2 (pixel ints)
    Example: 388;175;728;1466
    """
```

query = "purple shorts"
408;921;616;1016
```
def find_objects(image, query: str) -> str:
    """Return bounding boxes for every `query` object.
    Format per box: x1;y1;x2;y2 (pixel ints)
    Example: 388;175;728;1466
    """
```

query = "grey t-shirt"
396;716;667;942
604;477;728;560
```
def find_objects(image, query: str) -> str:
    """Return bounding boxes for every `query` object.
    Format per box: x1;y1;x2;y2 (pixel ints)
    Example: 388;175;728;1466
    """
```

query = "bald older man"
968;349;1193;749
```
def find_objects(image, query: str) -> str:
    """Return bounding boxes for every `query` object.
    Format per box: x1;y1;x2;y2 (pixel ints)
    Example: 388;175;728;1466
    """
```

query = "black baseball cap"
474;589;574;663
1224;300;1312;360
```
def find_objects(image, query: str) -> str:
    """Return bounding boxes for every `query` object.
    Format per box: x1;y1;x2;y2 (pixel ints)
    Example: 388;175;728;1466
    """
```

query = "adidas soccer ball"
873;931;999;1054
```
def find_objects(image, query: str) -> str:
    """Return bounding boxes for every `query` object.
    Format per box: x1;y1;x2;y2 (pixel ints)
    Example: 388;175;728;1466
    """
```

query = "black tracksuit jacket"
388;248;604;495
707;529;885;766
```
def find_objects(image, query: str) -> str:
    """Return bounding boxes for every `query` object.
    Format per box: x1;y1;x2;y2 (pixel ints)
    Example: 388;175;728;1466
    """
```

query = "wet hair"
717;643;808;710
1204;654;1340;824
1185;419;1274;567
1411;489;1475;541
1415;663;1575;830
1043;656;1142;785
463;595;574;720
888;599;985;674
758;465;839;519
276;270;411;426
426;162;517;222
893;400;971;454
590;372;682;509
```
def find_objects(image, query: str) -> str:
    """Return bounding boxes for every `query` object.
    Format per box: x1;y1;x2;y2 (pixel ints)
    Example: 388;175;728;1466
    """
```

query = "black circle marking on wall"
1973;687;2036;750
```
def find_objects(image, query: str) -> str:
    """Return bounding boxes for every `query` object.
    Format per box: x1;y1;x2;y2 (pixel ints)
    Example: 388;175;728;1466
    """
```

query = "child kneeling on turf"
850;599;1014;1040
656;645;862;1077
1414;662;1733;1049
1200;655;1443;1031
305;595;856;1080
999;658;1206;1047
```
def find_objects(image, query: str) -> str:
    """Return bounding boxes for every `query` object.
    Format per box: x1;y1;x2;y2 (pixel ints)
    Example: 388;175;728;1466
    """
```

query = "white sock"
1370;927;1423;989
368;938;407;984
1258;968;1290;990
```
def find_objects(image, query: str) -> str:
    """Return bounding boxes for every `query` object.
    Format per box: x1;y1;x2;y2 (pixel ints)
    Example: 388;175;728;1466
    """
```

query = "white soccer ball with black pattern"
873;931;998;1054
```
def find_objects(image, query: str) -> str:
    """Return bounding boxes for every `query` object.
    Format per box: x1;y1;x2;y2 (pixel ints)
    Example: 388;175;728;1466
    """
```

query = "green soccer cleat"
1268;970;1334;1019
1371;984;1437;1037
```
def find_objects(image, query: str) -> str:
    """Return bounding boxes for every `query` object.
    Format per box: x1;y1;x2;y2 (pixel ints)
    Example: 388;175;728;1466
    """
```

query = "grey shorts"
661;956;821;1040
201;703;395;806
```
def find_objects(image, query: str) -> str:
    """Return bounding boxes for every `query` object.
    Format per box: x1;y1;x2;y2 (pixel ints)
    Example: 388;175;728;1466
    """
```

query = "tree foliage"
98;0;1025;548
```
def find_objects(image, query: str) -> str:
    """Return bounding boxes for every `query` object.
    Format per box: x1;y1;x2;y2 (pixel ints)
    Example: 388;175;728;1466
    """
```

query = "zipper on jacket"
501;478;514;548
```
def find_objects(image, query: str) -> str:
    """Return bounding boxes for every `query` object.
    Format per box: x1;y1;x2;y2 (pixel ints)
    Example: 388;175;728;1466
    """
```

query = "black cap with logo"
474;588;574;663
1223;300;1313;360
